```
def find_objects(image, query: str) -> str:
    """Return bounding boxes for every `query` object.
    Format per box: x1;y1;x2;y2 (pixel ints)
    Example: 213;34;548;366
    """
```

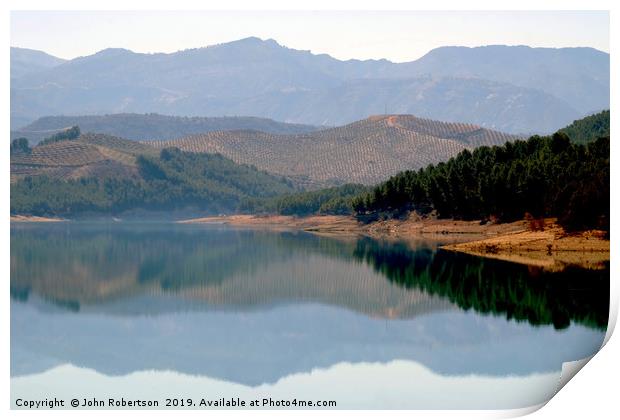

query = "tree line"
11;147;296;216
352;133;609;231
559;110;609;145
239;184;369;216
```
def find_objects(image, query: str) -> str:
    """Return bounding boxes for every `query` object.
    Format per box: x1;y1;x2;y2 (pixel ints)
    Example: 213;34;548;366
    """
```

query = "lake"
10;222;609;409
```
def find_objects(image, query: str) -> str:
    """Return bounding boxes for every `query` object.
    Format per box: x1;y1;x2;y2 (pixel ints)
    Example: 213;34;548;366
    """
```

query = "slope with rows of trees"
10;128;297;216
149;114;518;186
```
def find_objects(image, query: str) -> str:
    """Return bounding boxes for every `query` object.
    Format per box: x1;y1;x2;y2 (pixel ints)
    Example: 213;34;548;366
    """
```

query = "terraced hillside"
148;114;519;185
11;132;299;216
10;133;158;183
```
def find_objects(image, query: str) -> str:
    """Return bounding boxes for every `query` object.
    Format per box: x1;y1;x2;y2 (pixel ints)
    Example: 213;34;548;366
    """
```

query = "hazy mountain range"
10;38;609;133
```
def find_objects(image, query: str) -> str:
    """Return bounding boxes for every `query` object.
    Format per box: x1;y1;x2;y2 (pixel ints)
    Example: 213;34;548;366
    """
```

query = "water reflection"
10;222;609;408
11;223;609;329
353;238;609;330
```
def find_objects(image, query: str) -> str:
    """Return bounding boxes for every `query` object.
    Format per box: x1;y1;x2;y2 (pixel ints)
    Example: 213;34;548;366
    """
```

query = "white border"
2;1;617;419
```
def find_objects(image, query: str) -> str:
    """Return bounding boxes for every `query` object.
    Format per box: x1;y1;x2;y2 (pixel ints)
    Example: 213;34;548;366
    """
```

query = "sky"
10;10;610;63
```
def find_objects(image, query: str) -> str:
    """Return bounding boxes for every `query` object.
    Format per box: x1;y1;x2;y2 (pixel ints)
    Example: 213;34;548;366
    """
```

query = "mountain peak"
93;47;135;57
217;37;281;48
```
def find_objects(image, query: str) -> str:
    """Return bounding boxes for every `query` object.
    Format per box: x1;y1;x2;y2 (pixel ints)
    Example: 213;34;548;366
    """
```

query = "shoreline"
180;214;610;271
10;215;67;223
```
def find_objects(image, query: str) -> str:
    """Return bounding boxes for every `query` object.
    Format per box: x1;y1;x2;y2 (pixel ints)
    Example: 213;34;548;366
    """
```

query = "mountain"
230;76;579;134
11;113;319;145
10;38;609;133
149;114;519;185
559;110;610;145
396;45;610;116
10;47;66;79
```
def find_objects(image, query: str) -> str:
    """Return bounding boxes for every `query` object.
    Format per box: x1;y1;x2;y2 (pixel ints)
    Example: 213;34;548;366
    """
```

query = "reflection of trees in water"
10;224;609;330
353;238;609;330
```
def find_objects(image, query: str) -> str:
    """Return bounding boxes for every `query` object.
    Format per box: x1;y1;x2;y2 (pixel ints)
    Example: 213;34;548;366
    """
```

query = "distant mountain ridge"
11;113;319;144
10;38;609;133
396;45;609;116
10;47;66;80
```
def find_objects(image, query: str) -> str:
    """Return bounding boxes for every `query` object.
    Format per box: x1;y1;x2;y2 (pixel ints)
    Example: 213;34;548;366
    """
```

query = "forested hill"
352;134;609;231
10;135;296;216
12;113;319;145
559;110;610;145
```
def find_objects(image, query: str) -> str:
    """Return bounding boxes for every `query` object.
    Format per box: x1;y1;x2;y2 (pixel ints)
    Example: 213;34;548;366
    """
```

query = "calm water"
10;222;609;409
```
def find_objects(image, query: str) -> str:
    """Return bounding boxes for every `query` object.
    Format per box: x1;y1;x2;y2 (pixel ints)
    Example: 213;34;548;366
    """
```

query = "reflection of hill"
174;254;453;319
10;224;454;319
11;223;609;329
353;239;609;330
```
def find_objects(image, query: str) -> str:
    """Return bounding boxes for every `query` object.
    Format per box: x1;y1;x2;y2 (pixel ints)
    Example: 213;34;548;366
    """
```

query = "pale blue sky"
10;10;609;62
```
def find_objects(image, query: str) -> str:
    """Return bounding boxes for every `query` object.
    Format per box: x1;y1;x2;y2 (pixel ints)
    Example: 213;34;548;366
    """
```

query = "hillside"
10;133;296;216
10;133;157;183
10;38;609;133
249;113;610;232
559;110;610;145
12;113;319;144
149;114;518;185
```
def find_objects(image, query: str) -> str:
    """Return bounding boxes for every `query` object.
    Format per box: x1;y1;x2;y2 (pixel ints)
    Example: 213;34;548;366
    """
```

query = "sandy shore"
10;215;67;223
180;214;609;271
